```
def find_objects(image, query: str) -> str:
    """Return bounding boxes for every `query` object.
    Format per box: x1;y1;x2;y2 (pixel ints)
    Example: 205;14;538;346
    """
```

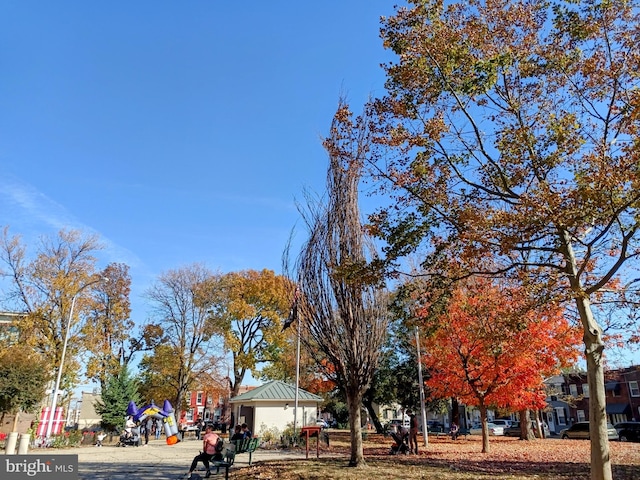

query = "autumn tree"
137;343;183;408
371;1;640;478
82;263;161;391
418;278;580;452
0;228;104;401
144;263;224;420
289;101;390;467
205;269;292;399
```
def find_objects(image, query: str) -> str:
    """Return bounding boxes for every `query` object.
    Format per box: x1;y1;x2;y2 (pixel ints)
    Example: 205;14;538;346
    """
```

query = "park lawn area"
233;430;640;480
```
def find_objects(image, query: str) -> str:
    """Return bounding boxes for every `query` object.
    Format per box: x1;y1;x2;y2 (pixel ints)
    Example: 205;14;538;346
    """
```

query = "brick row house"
179;384;257;429
544;366;640;434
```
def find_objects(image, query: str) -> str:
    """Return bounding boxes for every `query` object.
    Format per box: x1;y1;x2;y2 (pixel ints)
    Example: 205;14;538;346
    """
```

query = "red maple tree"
418;278;581;453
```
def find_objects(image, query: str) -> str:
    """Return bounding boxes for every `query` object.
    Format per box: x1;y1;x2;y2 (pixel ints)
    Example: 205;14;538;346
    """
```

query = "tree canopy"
419;278;580;451
370;1;640;478
0;346;50;431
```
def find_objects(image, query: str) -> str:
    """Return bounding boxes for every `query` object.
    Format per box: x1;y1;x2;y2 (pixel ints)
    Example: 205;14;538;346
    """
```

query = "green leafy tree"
94;365;140;433
0;346;50;432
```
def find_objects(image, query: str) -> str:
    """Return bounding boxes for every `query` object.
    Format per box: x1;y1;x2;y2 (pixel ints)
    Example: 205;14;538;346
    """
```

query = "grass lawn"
232;430;640;479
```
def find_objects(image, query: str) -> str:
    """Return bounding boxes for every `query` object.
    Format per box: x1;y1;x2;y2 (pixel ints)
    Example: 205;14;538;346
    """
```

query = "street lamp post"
45;277;106;439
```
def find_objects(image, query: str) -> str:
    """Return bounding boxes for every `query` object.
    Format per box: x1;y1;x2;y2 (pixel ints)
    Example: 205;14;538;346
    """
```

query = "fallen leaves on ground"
232;432;640;480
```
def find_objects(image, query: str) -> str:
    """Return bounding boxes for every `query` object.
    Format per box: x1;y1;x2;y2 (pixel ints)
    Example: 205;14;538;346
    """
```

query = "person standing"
155;418;163;440
144;417;153;445
195;419;204;440
185;424;222;479
407;410;419;455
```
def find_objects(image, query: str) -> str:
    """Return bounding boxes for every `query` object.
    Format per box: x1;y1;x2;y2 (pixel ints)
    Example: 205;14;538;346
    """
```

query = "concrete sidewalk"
23;437;309;480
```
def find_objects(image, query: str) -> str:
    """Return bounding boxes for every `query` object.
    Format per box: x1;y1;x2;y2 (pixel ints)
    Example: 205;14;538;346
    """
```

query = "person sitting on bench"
186;424;223;479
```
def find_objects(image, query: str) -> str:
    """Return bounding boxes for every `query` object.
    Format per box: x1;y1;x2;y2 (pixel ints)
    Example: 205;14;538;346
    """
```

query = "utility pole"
415;326;428;446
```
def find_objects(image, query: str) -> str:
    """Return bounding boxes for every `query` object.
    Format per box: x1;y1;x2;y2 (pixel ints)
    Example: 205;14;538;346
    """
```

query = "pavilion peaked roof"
229;380;322;403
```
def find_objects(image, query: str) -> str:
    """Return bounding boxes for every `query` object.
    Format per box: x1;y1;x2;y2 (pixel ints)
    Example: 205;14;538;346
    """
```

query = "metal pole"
415;326;429;446
293;314;301;436
45;277;105;440
45;294;78;439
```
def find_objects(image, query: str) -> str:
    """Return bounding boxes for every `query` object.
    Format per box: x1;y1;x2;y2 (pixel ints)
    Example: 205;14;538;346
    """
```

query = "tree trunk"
518;408;535;440
479;403;490;453
347;390;365;467
12;411;19;432
533;410;544;439
363;398;383;433
560;230;612;480
579;295;612;480
451;398;460;427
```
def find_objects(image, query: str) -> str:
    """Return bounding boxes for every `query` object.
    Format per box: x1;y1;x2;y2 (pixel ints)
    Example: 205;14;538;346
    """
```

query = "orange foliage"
419;278;581;411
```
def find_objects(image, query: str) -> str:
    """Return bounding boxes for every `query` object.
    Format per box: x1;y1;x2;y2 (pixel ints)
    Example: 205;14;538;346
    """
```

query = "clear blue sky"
0;1;398;326
2;1;638;373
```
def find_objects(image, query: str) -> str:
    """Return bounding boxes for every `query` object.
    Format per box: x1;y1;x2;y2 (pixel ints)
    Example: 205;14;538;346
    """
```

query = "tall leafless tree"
289;101;389;467
145;263;223;419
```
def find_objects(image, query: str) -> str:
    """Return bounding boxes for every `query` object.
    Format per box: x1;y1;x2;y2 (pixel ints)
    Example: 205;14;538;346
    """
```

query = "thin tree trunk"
347;391;365;467
363;398;383;433
479;403;489;453
12;411;19;432
579;294;611;480
560;229;612;480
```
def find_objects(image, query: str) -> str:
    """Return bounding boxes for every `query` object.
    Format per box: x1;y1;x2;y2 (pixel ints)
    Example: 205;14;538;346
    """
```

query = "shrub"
257;424;280;446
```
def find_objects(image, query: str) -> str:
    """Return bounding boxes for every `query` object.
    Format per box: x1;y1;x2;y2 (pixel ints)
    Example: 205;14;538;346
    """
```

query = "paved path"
21;437;308;480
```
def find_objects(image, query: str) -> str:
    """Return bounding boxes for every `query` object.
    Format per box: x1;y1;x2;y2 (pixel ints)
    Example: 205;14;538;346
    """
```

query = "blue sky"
0;1;397;329
2;1;638;377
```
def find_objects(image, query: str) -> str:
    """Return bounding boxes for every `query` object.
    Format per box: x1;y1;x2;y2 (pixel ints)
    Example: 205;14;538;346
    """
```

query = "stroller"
389;427;410;455
117;426;141;447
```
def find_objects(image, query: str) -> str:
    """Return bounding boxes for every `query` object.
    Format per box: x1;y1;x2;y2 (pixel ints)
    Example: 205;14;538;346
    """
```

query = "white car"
469;422;505;436
491;419;512;429
316;419;329;429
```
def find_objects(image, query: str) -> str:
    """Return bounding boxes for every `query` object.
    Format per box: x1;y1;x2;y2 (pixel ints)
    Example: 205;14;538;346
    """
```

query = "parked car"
614;421;640;442
469;422;505;436
504;421;550;438
559;421;619;440
386;419;410;429
316;419;329;429
491;419;513;429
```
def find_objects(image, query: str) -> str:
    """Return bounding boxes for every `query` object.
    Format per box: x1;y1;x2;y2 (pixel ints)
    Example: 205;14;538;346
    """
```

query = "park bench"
209;448;235;480
428;426;448;437
230;437;260;465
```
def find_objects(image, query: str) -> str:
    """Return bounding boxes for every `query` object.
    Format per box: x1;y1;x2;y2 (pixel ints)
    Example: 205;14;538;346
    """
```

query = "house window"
197;392;203;405
555;407;566;425
630;381;640;397
186;409;194;421
569;384;578;397
582;384;589;398
577;410;586;422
